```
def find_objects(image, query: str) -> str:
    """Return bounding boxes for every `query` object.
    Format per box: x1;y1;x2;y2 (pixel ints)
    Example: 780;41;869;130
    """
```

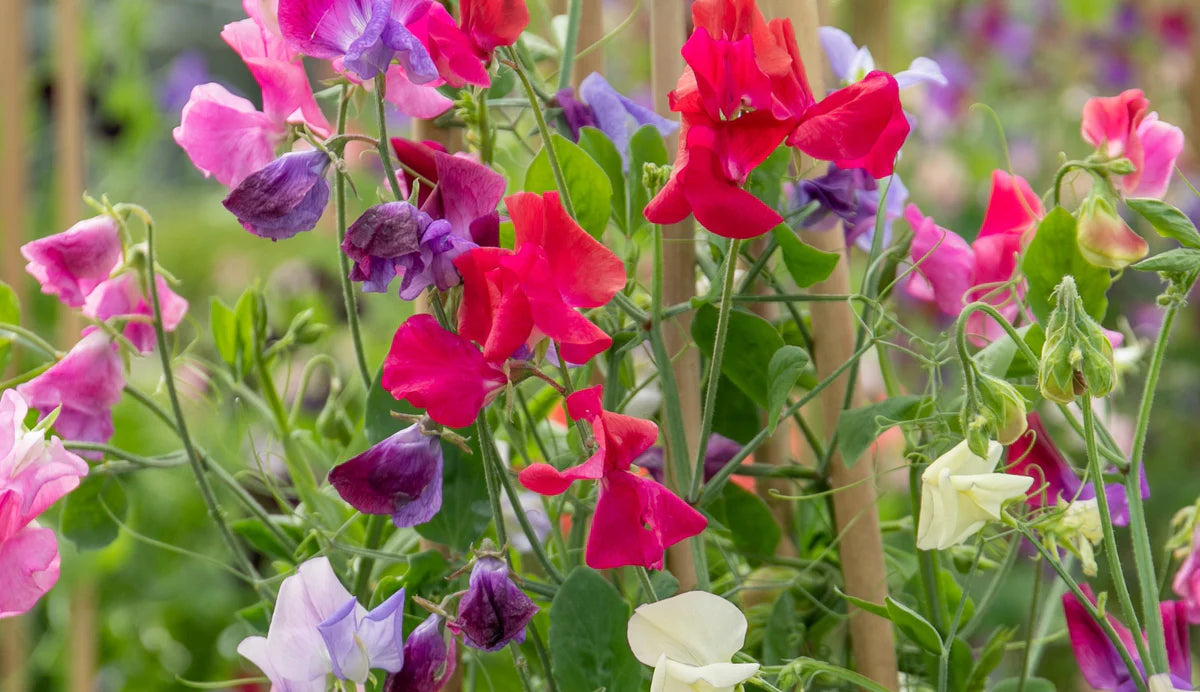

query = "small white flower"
626;591;760;692
916;440;1032;550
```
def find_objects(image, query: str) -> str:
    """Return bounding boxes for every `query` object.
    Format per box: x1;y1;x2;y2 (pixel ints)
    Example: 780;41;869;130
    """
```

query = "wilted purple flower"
278;0;437;82
238;557;407;688
329;424;443;527
342;201;476;299
635;433;741;484
449;554;538;652
18;331;124;447
556;72;678;167
384;614;457;692
394;216;475;299
785;164;908;250
21;216;122;308
223;150;331;240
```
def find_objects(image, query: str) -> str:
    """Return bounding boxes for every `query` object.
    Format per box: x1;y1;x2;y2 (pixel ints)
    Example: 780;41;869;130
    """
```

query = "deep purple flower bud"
383;614;457;692
450;555;538;652
223;150;331;240
635;433;741;484
328;424;443;528
343;202;427;293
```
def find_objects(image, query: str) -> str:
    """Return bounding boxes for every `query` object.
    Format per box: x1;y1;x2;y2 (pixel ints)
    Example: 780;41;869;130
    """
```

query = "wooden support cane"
769;1;900;688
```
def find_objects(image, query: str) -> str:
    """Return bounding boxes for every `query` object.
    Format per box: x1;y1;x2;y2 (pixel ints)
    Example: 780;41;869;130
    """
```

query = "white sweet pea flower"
626;591;759;692
916;440;1032;550
1149;673;1192;691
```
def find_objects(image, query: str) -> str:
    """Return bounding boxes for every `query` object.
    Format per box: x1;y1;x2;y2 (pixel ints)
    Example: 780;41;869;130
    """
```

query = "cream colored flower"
916;440;1033;550
626;591;759;692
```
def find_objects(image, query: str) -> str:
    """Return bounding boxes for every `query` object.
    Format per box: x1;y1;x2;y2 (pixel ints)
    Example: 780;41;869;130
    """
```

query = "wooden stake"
571;0;604;85
843;0;890;67
0;0;26;321
0;616;28;692
650;0;700;593
770;1;899;688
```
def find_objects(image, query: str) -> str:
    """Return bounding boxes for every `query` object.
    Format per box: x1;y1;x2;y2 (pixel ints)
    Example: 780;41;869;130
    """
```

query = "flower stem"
557;0;582;91
353;514;387;601
507;47;576;219
335;83;372;388
371;75;404;201
647;224;693;495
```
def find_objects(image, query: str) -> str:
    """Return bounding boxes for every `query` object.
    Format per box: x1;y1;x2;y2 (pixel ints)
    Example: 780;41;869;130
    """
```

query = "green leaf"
232;517;294;562
210;297;238;368
766;345;811;434
992;677;1055;692
1126;197;1200;249
834;586;890;619
692;304;784;407
549;567;643;692
415;441;490;550
577;127;627;233
1132;247;1200;274
836;395;931;468
364;364;415;445
748;146;791;209
1021;207;1110;324
0;281;19;373
711;373;761;444
400;550;449;591
885;596;942;655
710;482;781;558
773;225;839;288
524;132;613;237
966;627;1015;692
627;124;669;233
763;591;800;665
61;475;128;550
650;570;679;600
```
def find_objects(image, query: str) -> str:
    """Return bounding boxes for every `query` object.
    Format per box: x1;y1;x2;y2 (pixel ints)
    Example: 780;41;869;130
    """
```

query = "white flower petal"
627;591;748;668
895;57;948;89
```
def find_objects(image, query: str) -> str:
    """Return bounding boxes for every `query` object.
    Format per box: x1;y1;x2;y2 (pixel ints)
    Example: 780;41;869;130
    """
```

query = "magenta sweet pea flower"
21;216;122;308
0;390;89;618
1081;89;1185;200
223;149;332;240
448;554;537;652
18;331;124;446
390;139;506;247
238;557;406;688
173;83;287;188
82;274;189;354
328;423;443;527
278;0;436;82
383;614;456;691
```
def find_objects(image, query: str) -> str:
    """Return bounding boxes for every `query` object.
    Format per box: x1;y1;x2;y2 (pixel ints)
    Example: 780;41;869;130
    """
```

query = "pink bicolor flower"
0;390;89;618
278;0;436;82
518;386;707;571
21;216;123;308
82;273;190;354
18;331;125;446
1081;89;1185;200
332;57;453;119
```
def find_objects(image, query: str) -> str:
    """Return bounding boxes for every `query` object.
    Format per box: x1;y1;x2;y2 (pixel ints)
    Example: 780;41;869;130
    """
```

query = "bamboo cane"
649;0;701;592
571;0;604;85
769;0;899;688
0;0;26;323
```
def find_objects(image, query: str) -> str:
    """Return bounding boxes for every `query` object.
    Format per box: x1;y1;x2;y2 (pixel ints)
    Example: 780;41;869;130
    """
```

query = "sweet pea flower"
342;201;474;298
556;73;679;166
383;614;456;691
18;331;125;446
21;216;122;308
786;164;909;250
278;0;437;82
328;423;443;528
223;149;331;240
82;273;190;354
334;58;453;119
1064;586;1192;691
626;591;759;692
0;390;89;618
449;553;538;652
819;26;947;90
174;83;287;188
381;314;506;428
916;439;1032;550
391;138;506;247
238;557;406;689
1077;193;1149;270
1172;525;1200;623
519;386;707;570
1081;89;1185;200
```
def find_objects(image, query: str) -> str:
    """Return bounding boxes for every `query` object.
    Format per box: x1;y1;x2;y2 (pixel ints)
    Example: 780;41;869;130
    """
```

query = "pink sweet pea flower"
1172;525;1200;624
21;216;122;308
83;273;189;354
518;386;707;571
0;389;89;618
1081;89;1185;199
173;83;286;188
381;314;506;428
18;331;125;446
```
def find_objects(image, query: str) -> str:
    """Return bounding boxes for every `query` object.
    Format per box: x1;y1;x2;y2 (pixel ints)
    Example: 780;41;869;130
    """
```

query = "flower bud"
1039;276;1116;403
449;553;538;652
975;371;1029;446
1052;498;1103;577
1076;193;1148;270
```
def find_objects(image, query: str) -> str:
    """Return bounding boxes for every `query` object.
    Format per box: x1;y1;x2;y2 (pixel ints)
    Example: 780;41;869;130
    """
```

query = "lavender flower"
328;423;443;527
556;72;679;166
278;0;437;82
785;164;908;250
450;554;538;652
223;150;331;240
635;433;742;484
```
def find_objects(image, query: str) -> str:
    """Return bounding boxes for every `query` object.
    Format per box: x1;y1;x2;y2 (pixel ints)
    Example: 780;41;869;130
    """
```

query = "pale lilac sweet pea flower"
237;557;406;689
21;216;122;308
383;614;457;692
449;554;538;652
557;72;679;167
83;273;189;355
278;0;436;82
819;27;946;90
224;149;332;240
328;423;443;527
0;390;89;618
18;331;124;447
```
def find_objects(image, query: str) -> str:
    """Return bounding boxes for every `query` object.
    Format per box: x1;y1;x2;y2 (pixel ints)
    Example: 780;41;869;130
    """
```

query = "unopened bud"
1077;193;1148;270
1039;276;1116;403
975;371;1028;445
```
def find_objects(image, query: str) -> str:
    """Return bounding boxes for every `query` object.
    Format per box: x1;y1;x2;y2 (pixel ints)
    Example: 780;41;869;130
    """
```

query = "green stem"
527;620;558;692
335;83;373;388
636;566;659;603
1016;562;1043;692
372;74;404;201
689;238;741;500
353;515;387;601
0;323;59;358
557;0;582;91
477;417;509;551
648;224;693;495
507;47;575;218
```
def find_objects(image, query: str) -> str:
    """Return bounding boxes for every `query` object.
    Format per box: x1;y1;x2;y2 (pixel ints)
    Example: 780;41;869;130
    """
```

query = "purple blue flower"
328;423;444;527
556;72;679;167
383;614;457;692
223;150;331;240
449;554;538;652
785;164;908;250
278;0;437;82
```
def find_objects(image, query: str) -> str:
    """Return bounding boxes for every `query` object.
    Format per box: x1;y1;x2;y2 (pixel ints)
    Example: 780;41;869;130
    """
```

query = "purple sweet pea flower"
556;72;679;167
449;554;538;652
18;331;124;447
21;216;122;308
785;164;908;250
278;0;436;82
389;140;507;248
635;433;741;484
237;557;407;689
383;614;457;692
343;202;427;292
1064;585;1192;691
223;149;331;240
394;217;475;299
328;423;443;527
